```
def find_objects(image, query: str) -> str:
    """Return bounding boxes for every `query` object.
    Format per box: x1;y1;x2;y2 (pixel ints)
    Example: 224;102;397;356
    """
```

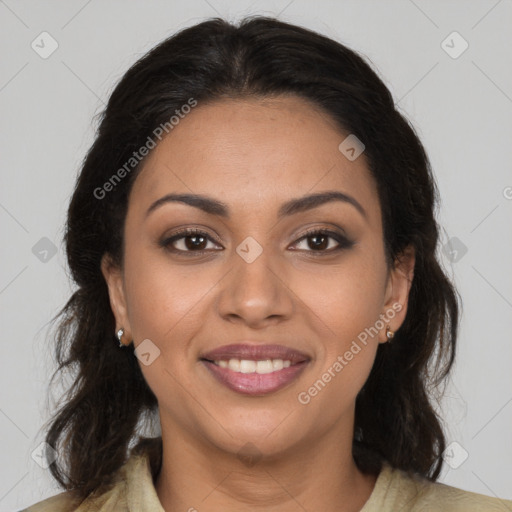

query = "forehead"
128;95;379;223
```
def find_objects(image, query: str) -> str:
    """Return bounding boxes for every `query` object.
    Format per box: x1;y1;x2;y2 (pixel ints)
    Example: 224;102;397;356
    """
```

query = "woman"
23;15;511;512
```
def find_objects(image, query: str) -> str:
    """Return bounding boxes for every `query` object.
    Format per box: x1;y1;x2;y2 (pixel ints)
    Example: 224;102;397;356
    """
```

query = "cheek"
122;246;228;379
289;251;386;403
291;252;387;347
294;267;382;413
122;250;211;413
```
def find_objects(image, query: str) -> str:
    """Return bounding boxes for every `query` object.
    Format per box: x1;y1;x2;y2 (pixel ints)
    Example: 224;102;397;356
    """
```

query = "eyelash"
160;227;355;257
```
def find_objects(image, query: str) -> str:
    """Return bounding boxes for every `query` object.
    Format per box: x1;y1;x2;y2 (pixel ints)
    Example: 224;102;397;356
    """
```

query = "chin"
199;409;309;458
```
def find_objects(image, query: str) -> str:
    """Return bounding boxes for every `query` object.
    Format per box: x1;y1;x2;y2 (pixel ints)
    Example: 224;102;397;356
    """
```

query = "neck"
154;417;378;512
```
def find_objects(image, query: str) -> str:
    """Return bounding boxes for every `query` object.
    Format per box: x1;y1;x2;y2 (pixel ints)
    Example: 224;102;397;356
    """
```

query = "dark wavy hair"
42;15;460;503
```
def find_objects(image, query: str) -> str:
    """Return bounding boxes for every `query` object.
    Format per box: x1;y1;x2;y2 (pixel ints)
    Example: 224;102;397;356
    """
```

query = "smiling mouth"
200;357;310;395
201;357;295;374
199;343;311;395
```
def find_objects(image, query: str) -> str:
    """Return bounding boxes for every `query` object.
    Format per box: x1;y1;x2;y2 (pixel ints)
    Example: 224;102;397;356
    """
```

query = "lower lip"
201;360;309;396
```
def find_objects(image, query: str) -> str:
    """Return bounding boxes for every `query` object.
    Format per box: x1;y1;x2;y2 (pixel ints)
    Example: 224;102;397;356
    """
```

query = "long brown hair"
42;15;459;502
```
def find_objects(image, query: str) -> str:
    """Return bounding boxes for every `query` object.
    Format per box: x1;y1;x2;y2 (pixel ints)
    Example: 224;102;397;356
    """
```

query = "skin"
102;95;415;512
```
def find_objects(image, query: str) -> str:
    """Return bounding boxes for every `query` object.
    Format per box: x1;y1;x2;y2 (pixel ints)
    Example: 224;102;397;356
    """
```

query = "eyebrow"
145;190;367;220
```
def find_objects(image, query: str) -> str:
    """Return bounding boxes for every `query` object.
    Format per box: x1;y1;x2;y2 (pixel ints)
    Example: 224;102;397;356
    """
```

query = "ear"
101;253;132;345
379;244;415;343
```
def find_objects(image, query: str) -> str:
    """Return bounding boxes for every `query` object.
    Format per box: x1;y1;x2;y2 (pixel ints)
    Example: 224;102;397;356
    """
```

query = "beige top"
22;446;512;511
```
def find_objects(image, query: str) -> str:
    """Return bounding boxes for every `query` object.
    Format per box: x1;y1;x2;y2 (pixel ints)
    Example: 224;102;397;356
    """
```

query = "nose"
215;243;294;328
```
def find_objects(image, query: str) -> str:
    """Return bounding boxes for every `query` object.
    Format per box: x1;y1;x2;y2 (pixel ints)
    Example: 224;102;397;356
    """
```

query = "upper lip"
200;343;310;364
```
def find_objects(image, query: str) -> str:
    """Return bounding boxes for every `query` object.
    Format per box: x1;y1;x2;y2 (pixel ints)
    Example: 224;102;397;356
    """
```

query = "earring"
116;328;125;347
385;325;395;342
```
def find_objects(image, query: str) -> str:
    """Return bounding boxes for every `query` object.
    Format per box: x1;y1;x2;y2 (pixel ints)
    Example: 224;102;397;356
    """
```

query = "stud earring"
116;328;125;347
385;325;395;342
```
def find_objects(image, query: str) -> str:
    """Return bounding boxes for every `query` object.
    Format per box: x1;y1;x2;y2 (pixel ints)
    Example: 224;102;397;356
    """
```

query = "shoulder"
363;462;512;511
20;467;128;512
19;491;78;512
20;439;162;512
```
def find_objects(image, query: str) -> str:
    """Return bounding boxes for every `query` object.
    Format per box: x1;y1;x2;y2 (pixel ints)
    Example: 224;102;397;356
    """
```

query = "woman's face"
102;95;414;458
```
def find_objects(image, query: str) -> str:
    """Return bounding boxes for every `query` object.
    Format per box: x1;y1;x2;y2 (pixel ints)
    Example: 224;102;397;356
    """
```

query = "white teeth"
228;358;240;372
215;358;294;374
272;359;284;371
240;360;256;373
256;360;274;374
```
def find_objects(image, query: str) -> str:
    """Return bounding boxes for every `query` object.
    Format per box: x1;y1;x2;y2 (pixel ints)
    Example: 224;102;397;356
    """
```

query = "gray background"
1;0;511;510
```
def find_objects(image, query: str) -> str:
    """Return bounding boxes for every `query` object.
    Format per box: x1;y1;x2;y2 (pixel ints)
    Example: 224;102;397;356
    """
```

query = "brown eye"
180;233;208;250
160;227;354;256
161;228;221;254
292;229;354;253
